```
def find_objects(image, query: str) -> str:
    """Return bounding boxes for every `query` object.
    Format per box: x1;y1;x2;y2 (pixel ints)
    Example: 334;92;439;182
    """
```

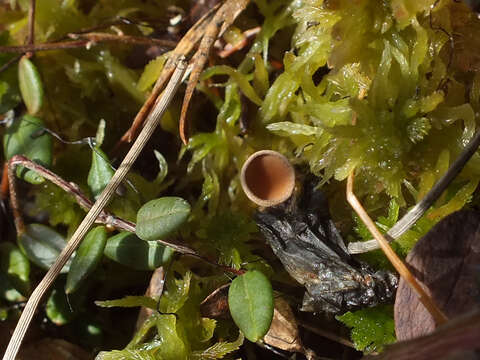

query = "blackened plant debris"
255;182;398;314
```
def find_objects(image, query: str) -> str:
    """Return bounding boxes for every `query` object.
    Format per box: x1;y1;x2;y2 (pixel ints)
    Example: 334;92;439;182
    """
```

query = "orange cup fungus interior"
241;150;295;207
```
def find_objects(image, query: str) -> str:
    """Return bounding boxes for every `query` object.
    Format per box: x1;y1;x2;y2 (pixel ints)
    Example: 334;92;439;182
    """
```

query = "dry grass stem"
348;129;480;254
346;172;448;326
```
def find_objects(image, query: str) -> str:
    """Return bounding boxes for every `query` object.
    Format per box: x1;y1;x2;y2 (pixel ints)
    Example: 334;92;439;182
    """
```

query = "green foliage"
0;272;24;302
136;197;191;241
18;56;44;114
261;0;480;204
3;115;53;184
0;242;30;296
46;286;75;325
137;55;167;92
201;211;257;268
97;263;240;360
66;226;107;294
95;296;158;310
2;0;480;357
32;181;84;237
336;305;396;353
190;332;244;359
228;270;274;342
104;232;174;270
88;147;114;199
18;224;71;273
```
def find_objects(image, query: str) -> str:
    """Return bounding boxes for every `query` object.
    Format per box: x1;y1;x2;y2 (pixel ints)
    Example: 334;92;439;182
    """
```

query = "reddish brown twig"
0;34;176;54
67;32;176;48
7;155;136;235
26;0;36;57
0;163;9;201
178;0;250;144
113;4;221;152
6;154;247;278
217;26;261;58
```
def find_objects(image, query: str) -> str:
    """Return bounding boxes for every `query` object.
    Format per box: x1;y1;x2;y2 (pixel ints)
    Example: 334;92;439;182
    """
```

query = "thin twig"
7;155;242;274
67;32;177;48
2;58;187;360
0;54;23;74
113;3;221;150
25;0;36;59
0;35;176;54
346;172;448;326
7;155;136;234
27;0;36;47
348;129;480;254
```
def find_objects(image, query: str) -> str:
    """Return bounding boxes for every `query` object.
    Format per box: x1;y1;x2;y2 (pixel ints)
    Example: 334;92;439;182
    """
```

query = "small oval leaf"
18;224;71;273
66;226;107;294
46;287;74;325
104;232;174;270
3;114;53;184
95;295;157;309
88;147;114;199
0;242;30;295
136;197;190;241
153;150;168;184
18;56;44;114
228;271;274;342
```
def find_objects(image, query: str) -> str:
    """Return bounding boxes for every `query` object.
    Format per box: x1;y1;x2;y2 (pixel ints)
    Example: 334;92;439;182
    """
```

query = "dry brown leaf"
363;309;480;360
264;296;304;353
200;283;230;319
394;210;480;340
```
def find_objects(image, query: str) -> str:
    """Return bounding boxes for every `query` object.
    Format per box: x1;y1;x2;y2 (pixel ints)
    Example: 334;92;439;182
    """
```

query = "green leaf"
88;147;114;199
154;314;188;360
18;224;71;273
336;305;396;353
3;114;53;184
0;242;30;295
136;197;191;241
46;287;74;325
18;56;44;114
0;272;24;302
191;332;244;359
95;119;106;147
0;75;21;114
228;270;274;342
158;265;192;314
66;226;107;294
95;295;157;309
96;349;157;360
153;150;168;185
104;232;174;270
137;55;167;92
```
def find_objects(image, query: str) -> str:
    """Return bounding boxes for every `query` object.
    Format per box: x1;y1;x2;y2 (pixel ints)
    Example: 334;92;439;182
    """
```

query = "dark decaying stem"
348;129;480;254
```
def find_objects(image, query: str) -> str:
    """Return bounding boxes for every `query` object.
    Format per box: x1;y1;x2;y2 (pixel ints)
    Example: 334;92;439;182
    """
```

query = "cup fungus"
240;150;295;207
